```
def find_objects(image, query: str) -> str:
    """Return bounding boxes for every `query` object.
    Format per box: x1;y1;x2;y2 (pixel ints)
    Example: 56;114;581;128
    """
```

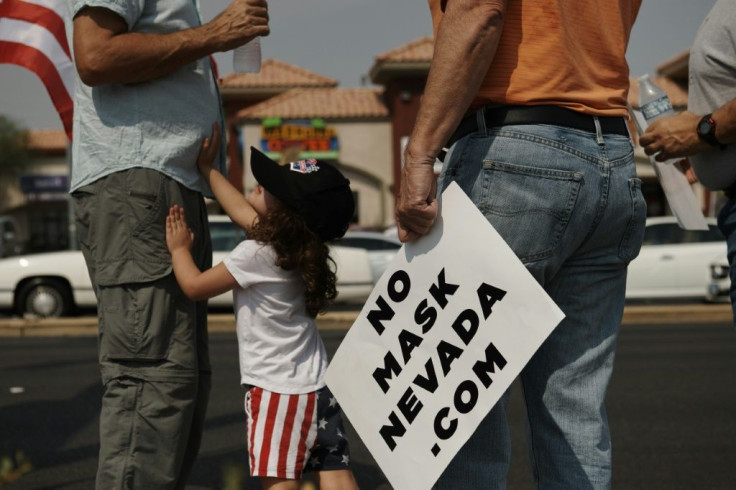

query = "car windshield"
642;223;724;246
209;221;246;252
336;237;401;251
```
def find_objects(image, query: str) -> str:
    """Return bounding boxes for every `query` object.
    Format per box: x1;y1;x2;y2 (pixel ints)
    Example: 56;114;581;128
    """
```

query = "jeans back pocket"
478;161;582;263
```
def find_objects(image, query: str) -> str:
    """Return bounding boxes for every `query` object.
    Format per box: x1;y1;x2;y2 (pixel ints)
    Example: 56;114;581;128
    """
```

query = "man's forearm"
75;22;225;85
406;0;507;164
73;0;268;86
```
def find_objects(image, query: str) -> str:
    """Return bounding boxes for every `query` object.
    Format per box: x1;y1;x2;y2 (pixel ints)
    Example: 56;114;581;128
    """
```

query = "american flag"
0;0;74;140
290;159;320;174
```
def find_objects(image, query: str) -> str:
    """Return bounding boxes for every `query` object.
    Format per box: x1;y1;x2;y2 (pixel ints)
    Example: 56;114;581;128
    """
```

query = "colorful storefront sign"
260;118;339;160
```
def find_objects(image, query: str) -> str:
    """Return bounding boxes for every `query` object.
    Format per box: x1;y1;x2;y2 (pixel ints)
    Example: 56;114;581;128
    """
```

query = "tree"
0;115;30;180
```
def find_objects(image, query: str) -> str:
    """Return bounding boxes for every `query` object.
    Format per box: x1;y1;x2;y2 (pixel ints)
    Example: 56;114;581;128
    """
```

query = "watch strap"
698;114;726;149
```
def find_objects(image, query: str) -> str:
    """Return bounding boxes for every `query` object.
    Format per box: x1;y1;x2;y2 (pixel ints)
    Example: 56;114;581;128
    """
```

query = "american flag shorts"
245;385;352;479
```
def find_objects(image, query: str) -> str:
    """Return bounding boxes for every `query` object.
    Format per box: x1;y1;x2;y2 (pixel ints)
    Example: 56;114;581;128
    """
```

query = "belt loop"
624;117;634;142
593;116;604;144
476;106;488;135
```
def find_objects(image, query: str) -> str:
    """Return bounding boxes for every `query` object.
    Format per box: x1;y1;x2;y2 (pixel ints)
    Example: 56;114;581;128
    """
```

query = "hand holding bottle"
207;0;269;54
638;75;710;162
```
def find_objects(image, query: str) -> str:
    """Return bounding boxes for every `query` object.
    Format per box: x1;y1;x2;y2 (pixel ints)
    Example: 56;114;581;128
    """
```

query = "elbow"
445;1;506;47
74;51;109;86
180;282;212;303
73;8;128;86
466;4;505;54
180;284;206;303
76;69;103;88
73;33;119;86
477;3;505;32
189;292;209;303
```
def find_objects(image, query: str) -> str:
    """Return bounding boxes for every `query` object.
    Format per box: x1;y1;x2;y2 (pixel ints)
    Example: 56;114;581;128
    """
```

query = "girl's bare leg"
261;477;300;490
317;469;359;490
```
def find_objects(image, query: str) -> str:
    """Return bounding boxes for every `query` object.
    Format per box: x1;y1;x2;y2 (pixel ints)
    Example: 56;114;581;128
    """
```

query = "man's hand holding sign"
324;183;565;490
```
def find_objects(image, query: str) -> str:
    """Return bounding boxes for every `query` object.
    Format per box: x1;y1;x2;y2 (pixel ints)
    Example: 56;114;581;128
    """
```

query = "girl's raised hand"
166;205;194;254
198;122;222;175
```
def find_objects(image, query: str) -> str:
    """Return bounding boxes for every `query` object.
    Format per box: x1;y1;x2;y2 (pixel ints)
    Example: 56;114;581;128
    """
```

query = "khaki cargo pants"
73;168;212;490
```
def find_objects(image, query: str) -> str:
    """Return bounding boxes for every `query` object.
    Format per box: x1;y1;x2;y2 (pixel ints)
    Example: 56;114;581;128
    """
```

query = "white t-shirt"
223;240;328;394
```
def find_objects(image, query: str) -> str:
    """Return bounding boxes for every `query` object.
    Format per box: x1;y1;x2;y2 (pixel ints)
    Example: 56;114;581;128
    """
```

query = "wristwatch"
697;113;726;149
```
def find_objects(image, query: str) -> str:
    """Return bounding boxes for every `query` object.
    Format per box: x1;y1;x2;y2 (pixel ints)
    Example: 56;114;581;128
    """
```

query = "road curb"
0;311;364;337
0;304;731;338
621;303;733;324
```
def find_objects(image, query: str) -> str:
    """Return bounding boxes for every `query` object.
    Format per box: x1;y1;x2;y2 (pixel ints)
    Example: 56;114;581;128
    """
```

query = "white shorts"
245;386;351;479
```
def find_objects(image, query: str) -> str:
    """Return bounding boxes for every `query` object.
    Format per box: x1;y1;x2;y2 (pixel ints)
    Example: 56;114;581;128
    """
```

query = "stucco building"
1;130;69;252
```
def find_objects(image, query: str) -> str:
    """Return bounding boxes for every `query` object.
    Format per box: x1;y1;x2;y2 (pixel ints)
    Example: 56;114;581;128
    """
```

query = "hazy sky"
0;0;719;130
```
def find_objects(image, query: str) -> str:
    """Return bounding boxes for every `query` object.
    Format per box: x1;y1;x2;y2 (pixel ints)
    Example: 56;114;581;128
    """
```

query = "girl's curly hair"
247;205;337;317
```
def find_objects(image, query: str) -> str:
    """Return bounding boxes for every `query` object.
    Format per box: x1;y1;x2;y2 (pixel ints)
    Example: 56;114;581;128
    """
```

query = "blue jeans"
717;198;736;324
434;114;646;489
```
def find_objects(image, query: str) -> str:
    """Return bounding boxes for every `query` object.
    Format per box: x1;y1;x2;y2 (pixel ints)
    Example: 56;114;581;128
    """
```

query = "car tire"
17;278;74;318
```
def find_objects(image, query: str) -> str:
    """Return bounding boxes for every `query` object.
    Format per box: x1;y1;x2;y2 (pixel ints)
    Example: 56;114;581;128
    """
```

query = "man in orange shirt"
397;0;643;487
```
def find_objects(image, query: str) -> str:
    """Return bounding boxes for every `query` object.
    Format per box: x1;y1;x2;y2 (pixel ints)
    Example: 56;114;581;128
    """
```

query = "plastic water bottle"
233;37;261;73
637;74;681;171
638;74;674;123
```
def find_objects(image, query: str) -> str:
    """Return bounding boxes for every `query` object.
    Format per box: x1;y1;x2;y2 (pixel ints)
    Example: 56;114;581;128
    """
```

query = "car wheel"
17;279;73;318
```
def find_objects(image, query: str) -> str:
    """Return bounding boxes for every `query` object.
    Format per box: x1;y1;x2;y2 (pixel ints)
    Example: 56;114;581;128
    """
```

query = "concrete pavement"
0;302;732;337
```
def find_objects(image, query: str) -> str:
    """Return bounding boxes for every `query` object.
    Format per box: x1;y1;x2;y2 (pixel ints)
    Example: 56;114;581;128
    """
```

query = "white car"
706;254;730;303
626;216;726;301
333;231;402;283
355;219;726;302
0;215;373;318
0;215;23;258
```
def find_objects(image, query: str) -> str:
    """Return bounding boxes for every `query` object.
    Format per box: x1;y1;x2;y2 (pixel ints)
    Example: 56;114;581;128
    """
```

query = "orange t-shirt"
428;0;642;117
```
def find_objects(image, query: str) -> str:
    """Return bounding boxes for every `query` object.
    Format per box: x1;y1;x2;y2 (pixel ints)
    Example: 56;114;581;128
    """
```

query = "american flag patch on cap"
290;159;320;174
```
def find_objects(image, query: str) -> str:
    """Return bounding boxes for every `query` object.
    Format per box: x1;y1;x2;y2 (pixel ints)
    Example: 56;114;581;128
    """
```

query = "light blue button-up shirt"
69;0;226;196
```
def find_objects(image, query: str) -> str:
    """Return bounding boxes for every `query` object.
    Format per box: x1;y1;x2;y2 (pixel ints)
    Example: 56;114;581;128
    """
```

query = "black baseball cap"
250;147;355;241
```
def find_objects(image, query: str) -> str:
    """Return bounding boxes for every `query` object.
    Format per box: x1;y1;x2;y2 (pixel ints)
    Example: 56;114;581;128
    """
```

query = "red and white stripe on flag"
0;0;74;140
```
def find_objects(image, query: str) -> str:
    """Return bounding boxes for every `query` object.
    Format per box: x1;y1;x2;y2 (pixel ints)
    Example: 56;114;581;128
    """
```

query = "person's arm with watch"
640;98;736;162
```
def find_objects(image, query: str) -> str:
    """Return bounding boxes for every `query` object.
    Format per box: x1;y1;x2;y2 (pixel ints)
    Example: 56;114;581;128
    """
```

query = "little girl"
166;123;359;490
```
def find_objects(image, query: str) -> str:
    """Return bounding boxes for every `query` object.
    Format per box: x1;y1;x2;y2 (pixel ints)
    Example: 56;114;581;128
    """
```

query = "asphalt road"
2;321;736;489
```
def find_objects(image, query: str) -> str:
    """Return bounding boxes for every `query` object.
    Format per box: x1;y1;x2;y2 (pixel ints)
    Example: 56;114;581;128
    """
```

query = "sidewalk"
0;303;732;338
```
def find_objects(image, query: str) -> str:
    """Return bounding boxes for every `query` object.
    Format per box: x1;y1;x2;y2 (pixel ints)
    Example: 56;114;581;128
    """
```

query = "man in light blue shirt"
69;1;269;487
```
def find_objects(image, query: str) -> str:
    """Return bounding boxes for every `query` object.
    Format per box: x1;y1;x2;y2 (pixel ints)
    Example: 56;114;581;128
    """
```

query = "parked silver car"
334;231;402;283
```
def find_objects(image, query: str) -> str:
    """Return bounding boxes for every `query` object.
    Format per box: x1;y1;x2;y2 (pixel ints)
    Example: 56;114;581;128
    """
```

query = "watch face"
698;119;712;135
697;115;722;147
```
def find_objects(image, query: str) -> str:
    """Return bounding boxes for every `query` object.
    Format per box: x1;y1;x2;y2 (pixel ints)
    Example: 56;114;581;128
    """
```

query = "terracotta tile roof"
370;37;434;84
27;129;68;153
237;88;389;120
220;59;338;89
375;36;434;63
628;76;689;110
